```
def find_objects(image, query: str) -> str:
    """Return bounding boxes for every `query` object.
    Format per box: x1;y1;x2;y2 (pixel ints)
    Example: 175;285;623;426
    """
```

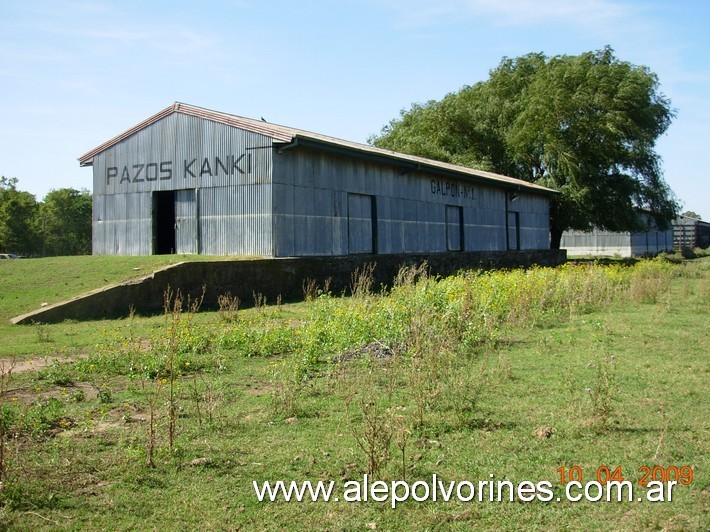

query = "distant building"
79;103;557;257
673;215;710;250
561;214;673;258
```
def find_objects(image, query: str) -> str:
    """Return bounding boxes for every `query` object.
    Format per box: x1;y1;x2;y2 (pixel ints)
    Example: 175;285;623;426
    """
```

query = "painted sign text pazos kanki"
106;154;252;185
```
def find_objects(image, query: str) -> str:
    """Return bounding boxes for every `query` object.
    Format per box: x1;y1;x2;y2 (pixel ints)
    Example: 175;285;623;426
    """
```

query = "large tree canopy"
371;47;679;248
681;210;702;220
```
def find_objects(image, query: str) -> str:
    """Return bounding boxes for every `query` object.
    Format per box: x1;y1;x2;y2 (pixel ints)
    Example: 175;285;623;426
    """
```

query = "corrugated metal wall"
271;148;550;256
673;217;710;249
446;205;463;251
198;185;272;256
175;189;197;254
511;194;552;250
92;113;274;256
347;193;375;254
92;112;551;258
630;229;673;256
561;228;673;257
93;192;153;255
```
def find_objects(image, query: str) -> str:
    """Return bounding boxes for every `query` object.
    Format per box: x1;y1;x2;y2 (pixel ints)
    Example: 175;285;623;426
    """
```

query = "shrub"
217;323;299;358
273;260;672;388
21;398;67;437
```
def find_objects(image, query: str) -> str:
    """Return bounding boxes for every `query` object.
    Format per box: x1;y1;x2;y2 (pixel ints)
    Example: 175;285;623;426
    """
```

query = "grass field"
0;256;707;530
0;254;240;359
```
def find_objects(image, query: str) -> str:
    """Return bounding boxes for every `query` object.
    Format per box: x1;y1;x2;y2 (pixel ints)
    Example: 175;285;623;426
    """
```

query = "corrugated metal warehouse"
673;215;710;250
79;103;557;257
561;214;674;258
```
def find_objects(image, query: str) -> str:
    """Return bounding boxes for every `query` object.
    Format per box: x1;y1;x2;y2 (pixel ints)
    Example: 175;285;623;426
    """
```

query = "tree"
0;176;39;255
681;210;701;220
40;188;92;256
371;47;679;248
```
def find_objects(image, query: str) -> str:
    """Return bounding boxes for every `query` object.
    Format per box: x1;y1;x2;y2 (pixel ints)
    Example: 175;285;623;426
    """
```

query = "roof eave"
278;136;559;196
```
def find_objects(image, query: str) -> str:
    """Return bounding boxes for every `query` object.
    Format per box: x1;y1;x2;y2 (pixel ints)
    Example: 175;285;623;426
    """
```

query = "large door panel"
175;189;198;254
446;205;463;251
348;193;376;254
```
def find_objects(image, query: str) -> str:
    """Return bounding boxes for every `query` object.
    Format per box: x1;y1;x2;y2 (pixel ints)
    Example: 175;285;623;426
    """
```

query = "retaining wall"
11;249;566;324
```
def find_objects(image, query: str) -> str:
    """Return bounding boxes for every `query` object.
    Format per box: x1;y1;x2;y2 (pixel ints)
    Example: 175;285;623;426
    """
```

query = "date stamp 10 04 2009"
557;465;694;487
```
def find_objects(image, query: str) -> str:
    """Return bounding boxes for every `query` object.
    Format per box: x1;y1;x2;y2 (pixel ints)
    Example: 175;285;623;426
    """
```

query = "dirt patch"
3;353;88;375
533;426;556;439
61;403;148;437
243;383;276;396
6;381;99;405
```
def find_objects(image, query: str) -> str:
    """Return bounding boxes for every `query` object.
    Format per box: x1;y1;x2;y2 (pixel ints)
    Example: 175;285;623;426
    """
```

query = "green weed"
0;257;706;530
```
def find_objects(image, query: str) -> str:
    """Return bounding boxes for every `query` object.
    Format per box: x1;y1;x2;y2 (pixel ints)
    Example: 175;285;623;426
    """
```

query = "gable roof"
78;102;558;195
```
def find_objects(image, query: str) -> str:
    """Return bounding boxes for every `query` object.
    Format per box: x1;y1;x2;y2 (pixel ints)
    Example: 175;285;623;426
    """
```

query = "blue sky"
1;0;708;219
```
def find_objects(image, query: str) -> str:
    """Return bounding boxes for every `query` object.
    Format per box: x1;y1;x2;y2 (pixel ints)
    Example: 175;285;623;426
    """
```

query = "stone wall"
12;249;566;324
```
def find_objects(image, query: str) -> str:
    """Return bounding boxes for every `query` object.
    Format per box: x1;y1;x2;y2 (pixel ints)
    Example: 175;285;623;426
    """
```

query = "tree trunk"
550;225;563;250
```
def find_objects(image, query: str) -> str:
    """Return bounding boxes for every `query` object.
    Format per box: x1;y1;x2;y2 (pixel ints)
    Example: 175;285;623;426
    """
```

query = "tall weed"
268;259;675;428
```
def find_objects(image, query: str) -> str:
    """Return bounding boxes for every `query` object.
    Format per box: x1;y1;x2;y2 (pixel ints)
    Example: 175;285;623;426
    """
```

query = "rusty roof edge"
173;103;295;142
77;103;178;166
77;102;299;166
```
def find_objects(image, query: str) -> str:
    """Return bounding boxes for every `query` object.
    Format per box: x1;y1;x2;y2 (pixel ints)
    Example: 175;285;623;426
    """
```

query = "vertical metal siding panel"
126;192;141;255
199;188;217;255
144;192;153;254
105;194;117;254
94;113;275;255
175;189;197;254
393;198;404;253
630;232;645;256
515;193;549;250
142;192;154;253
314;188;334;255
507;212;519;250
93;193;148;256
270;147;552;256
406;200;421;253
446;205;462;251
198;185;272;256
113;194;127;255
200;188;215;255
347;193;373;254
271;183;294;256
561;229;635;257
334;191;348;255
663;229;673;252
464;186;506;251
377;197;391;254
92;195;105;254
416;202;428;252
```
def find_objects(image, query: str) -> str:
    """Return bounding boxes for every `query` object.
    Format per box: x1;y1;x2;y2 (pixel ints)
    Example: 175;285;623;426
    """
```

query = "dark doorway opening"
507;211;520;251
446;205;464;251
154;191;176;255
347;193;377;254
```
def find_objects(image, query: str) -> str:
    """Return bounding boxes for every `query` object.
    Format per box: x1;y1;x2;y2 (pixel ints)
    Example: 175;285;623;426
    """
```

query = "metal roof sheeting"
79;102;558;196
